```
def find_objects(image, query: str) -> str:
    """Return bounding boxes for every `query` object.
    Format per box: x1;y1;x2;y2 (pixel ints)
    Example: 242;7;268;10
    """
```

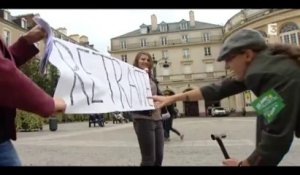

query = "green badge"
251;89;285;123
261;100;285;123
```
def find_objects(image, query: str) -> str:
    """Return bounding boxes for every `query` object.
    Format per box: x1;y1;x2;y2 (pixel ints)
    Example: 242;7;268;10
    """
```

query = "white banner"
48;38;154;114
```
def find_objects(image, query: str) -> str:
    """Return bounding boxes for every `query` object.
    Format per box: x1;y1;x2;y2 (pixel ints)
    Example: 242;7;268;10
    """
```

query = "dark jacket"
166;104;177;118
0;37;54;141
201;49;300;165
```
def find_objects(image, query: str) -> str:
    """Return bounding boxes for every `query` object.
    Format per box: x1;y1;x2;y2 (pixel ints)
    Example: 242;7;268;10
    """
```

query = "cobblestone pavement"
13;116;300;166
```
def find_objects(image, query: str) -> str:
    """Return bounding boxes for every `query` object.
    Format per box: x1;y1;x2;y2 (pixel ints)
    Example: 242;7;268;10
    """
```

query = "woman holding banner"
0;24;66;166
130;51;167;166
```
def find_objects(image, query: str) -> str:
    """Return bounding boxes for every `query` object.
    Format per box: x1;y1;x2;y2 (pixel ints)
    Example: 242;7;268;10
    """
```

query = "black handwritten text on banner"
49;38;154;114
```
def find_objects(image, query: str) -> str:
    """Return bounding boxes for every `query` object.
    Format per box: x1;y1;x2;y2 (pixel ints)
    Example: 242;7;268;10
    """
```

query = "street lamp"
152;54;157;79
152;54;170;79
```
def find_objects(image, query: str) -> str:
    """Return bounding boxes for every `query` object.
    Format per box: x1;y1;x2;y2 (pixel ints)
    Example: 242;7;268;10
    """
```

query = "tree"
20;58;59;95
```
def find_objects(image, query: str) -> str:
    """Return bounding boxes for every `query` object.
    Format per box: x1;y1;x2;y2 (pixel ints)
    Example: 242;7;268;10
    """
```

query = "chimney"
69;34;80;42
151;14;157;31
79;35;89;45
57;27;67;35
189;10;195;27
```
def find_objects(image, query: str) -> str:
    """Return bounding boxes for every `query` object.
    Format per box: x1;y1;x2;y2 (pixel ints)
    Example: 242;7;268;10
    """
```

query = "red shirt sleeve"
0;38;54;117
9;36;40;67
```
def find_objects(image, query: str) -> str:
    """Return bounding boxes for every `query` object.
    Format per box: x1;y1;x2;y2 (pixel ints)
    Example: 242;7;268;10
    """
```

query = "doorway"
183;88;199;117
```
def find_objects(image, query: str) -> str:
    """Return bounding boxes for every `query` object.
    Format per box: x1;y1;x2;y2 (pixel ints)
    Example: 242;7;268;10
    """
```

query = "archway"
279;22;300;45
162;89;175;96
183;88;199;117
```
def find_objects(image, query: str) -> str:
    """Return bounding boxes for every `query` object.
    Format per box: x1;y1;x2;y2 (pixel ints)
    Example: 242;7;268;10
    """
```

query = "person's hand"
222;158;250;166
144;68;149;73
222;158;240;166
149;95;174;109
23;25;47;44
53;97;66;113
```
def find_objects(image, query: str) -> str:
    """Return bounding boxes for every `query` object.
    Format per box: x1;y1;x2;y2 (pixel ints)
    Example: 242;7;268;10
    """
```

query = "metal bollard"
49;116;58;131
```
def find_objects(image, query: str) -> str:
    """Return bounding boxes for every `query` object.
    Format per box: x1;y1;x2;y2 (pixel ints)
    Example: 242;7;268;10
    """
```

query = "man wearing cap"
150;28;300;166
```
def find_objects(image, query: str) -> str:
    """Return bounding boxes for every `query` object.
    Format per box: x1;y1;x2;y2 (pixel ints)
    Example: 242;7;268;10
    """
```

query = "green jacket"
201;49;300;165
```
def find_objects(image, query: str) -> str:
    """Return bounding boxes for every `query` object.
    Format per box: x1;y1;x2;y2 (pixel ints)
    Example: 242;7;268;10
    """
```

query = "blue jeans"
0;140;21;166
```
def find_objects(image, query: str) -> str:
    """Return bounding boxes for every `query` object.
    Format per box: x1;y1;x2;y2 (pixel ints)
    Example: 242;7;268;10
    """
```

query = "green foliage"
58;114;89;122
20;58;59;96
42;113;89;123
73;114;89;121
16;110;43;132
104;113;112;121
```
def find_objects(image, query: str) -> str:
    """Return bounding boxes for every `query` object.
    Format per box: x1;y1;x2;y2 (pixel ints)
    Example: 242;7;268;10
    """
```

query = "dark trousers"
133;119;164;166
163;117;181;138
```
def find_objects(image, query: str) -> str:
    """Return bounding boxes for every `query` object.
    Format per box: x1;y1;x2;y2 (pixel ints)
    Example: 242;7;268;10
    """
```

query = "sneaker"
180;134;184;140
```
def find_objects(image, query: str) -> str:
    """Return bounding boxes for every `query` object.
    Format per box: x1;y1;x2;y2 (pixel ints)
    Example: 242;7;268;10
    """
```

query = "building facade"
110;9;300;117
223;9;300;115
109;11;228;117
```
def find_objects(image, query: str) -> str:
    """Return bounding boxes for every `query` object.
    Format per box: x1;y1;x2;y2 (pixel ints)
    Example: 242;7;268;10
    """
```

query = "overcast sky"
9;9;241;56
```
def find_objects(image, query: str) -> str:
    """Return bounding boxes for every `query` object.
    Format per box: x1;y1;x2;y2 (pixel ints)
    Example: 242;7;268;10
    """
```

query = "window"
140;39;146;47
140;28;148;34
3;29;11;45
205;63;214;73
180;22;188;30
205;62;214;78
140;24;148;34
141;28;147;34
21;18;27;29
203;33;210;42
162;50;168;59
121;55;127;62
279;22;300;46
183;48;189;58
161;37;167;46
182;35;188;43
159;24;168;32
291;33;297;45
283;35;290;44
280;22;299;33
204;47;211;56
120;41;127;49
281;32;300;46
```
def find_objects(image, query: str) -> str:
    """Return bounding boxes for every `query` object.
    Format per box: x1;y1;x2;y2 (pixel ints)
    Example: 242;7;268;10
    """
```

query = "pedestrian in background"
163;92;184;141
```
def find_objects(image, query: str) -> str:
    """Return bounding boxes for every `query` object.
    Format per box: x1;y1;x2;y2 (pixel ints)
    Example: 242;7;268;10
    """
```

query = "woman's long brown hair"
133;51;154;77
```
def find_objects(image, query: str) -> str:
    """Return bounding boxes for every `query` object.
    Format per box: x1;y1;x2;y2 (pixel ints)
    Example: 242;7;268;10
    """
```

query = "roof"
112;21;223;39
